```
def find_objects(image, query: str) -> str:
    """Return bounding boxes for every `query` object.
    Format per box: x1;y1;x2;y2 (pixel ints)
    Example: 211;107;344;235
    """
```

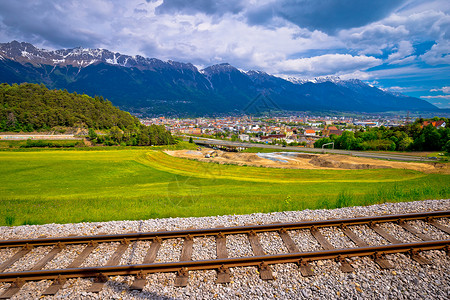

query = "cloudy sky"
0;0;449;108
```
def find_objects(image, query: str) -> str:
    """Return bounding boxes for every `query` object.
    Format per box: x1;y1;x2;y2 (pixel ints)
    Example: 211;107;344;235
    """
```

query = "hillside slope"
0;82;138;131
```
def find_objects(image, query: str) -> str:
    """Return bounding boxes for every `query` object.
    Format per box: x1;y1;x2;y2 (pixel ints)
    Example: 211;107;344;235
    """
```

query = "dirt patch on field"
165;149;449;174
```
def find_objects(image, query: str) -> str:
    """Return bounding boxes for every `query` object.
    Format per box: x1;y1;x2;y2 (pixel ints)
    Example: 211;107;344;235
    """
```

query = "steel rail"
0;210;448;249
0;240;448;283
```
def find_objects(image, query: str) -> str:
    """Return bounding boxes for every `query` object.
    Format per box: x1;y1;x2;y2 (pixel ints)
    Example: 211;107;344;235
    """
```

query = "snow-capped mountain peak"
0;41;178;69
285;75;343;85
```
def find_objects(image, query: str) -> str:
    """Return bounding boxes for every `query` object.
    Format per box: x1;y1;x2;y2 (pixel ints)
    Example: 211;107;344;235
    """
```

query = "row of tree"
0;83;176;146
314;118;450;152
89;124;175;146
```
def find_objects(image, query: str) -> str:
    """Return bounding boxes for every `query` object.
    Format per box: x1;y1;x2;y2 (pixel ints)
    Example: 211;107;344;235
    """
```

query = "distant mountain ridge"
0;41;438;115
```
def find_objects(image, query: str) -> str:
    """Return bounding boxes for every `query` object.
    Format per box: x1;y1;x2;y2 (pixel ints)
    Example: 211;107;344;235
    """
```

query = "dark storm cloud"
155;0;245;16
155;0;407;34
0;1;105;48
247;0;408;33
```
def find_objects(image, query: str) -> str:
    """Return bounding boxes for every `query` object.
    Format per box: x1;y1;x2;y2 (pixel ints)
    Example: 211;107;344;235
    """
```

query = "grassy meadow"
0;144;449;226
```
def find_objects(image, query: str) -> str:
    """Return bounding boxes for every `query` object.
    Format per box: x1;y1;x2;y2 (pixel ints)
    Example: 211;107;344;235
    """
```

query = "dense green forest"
314;118;450;152
0;83;175;146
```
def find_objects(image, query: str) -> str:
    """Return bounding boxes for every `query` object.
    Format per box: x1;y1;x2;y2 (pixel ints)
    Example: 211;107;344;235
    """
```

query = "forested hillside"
0;83;175;146
0;82;138;131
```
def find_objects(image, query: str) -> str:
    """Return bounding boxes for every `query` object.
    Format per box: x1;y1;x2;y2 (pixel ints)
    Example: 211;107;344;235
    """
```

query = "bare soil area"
165;149;449;174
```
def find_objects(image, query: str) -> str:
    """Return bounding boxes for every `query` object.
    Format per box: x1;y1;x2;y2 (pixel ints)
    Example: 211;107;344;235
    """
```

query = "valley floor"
0;147;449;225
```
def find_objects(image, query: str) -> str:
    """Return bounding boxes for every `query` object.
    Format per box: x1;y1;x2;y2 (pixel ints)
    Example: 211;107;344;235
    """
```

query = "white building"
238;134;250;142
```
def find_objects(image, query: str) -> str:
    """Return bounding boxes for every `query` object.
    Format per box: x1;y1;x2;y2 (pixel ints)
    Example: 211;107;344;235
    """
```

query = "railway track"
0;210;449;299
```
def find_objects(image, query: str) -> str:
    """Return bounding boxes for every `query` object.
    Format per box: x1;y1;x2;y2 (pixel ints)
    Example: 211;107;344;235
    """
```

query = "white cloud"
387;40;415;63
421;95;450;99
388;86;405;91
274;54;381;76
420;40;450;65
430;86;450;93
339;8;450;61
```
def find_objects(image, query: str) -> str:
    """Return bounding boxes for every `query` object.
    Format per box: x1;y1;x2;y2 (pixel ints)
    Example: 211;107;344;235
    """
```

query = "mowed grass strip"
0;149;448;226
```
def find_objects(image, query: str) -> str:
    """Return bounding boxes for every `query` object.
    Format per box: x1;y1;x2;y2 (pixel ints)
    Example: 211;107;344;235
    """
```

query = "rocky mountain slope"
0;41;438;115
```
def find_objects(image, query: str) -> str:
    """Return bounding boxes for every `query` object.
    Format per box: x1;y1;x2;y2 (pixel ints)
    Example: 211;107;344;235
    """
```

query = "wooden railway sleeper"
216;265;231;284
174;267;189;287
87;273;109;293
0;245;33;273
408;248;431;265
0;278;25;299
336;255;354;273
130;270;148;291
42;275;67;296
258;261;274;280
372;251;394;269
298;259;314;277
426;217;450;235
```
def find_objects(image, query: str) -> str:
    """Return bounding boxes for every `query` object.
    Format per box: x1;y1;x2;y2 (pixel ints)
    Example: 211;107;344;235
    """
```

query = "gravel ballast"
0;199;448;299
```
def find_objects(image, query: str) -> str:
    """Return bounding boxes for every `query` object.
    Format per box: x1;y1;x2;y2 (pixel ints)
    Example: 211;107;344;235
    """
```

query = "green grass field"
1;144;449;226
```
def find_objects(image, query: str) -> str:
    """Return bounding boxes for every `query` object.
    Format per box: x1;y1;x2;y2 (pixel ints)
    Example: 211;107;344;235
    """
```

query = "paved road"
190;138;430;162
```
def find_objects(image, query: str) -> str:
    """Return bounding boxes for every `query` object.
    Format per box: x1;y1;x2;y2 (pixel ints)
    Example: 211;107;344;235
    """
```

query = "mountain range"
0;41;438;116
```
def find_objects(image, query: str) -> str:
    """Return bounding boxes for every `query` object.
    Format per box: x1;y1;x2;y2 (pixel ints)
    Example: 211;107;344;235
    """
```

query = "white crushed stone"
0;199;447;299
318;227;356;249
377;222;422;243
349;224;389;245
80;242;120;267
119;241;151;265
407;219;449;240
156;238;182;263
4;246;52;272
44;244;83;270
192;237;216;261
259;232;287;255
226;234;253;258
288;229;321;251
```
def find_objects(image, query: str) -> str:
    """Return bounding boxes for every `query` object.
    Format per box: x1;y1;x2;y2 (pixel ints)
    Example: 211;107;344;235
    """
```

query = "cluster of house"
422;120;446;128
140;115;409;147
